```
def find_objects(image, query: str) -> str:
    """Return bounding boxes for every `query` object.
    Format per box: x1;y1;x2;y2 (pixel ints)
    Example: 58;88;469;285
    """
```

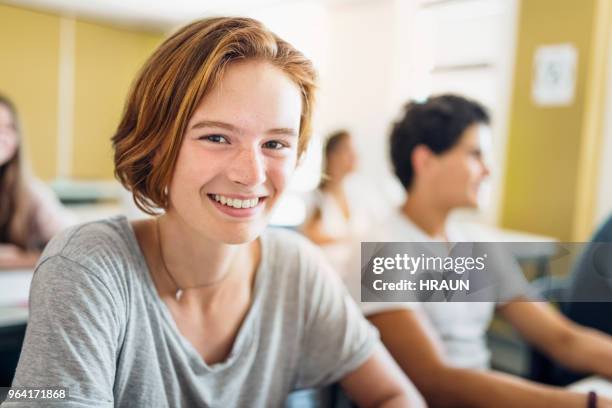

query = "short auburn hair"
112;17;318;215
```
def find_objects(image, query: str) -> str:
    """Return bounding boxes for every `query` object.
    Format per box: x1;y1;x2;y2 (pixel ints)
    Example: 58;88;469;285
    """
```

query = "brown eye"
200;134;229;144
263;141;286;150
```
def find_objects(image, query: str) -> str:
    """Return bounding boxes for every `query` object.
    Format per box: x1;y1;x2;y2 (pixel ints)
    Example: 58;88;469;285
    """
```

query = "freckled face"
0;104;19;166
166;60;303;244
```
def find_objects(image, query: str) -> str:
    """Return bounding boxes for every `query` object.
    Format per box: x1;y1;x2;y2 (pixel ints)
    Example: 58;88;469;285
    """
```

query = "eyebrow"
190;120;297;137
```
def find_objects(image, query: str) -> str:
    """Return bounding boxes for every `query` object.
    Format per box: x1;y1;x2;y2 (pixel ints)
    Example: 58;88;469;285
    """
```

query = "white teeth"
212;195;260;209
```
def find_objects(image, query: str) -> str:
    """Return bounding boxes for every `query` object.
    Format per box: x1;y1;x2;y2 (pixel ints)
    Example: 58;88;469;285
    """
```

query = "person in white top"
346;212;531;370
302;130;371;278
0;94;75;269
345;94;612;408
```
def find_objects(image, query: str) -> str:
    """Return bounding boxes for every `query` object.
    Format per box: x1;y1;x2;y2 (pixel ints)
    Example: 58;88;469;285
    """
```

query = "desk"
0;308;27;328
0;270;30;387
0;270;32;327
569;376;612;398
0;270;32;306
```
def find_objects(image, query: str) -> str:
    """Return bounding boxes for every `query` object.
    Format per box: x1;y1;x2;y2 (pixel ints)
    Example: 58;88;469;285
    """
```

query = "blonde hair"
113;17;318;215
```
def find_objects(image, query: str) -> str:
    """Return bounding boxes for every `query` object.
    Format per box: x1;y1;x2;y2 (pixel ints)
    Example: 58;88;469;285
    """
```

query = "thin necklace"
155;217;234;301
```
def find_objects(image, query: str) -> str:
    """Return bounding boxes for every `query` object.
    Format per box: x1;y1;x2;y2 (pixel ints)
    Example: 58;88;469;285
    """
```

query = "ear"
411;144;433;178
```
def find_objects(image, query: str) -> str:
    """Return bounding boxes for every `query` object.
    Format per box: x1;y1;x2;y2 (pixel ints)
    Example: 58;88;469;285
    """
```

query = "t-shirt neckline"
117;215;269;372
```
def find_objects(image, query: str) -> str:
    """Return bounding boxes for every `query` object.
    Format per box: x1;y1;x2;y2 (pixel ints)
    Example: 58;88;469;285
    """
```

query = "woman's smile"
206;193;268;219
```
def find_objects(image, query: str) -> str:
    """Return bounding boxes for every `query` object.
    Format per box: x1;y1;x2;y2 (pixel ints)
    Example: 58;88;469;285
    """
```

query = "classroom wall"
0;4;163;181
500;0;611;240
0;4;60;180
72;21;163;179
317;0;406;204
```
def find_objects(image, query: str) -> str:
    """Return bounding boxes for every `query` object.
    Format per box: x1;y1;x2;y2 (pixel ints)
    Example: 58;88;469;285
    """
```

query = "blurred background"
1;0;611;240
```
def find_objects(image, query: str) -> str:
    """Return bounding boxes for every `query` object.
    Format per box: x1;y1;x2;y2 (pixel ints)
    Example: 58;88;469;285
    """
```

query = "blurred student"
0;94;74;269
302;130;371;278
533;213;612;385
564;213;612;307
345;94;612;408
4;18;424;407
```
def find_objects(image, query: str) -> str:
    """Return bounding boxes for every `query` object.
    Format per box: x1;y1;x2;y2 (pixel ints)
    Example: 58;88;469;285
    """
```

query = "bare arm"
340;343;426;408
368;309;609;408
499;299;612;378
0;244;40;269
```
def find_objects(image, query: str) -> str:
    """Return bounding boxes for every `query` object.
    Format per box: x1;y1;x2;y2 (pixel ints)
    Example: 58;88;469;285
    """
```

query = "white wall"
317;0;406;206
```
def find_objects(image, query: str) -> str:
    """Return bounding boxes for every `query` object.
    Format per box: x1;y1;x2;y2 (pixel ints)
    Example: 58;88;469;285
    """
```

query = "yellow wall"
0;4;163;180
500;0;609;240
0;4;60;180
73;21;162;179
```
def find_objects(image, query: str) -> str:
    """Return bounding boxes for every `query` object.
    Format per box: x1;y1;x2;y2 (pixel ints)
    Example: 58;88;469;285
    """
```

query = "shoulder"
363;211;407;241
37;215;140;286
25;179;77;240
261;227;338;286
29;217;136;318
448;221;492;242
262;227;326;266
42;215;134;257
302;189;325;216
24;178;63;220
25;177;57;202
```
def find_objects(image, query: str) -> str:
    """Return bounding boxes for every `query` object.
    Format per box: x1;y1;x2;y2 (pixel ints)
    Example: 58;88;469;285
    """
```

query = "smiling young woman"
4;17;424;408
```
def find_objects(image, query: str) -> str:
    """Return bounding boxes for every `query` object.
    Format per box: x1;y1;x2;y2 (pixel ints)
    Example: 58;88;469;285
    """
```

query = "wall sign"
532;43;578;107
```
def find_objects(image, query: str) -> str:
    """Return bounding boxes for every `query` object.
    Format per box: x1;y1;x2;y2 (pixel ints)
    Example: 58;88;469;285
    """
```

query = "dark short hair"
390;94;490;190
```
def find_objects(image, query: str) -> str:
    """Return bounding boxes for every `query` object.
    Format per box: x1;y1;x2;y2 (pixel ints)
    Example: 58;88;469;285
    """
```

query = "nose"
227;146;266;187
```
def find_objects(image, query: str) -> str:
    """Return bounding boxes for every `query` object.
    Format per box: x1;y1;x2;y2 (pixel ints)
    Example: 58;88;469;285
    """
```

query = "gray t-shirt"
4;216;377;407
